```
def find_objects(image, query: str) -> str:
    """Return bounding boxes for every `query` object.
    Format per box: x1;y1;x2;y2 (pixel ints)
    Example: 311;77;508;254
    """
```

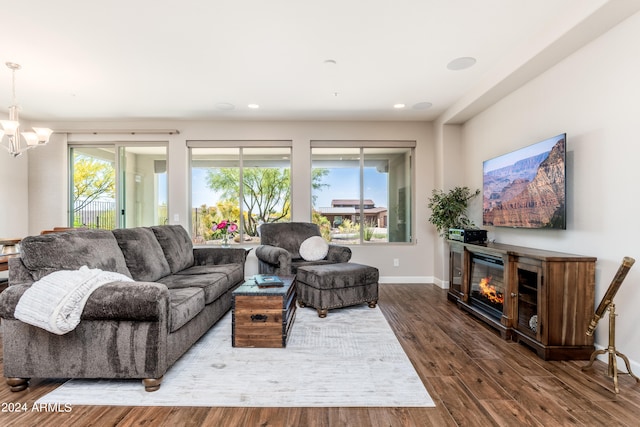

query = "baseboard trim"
245;275;438;286
379;276;434;285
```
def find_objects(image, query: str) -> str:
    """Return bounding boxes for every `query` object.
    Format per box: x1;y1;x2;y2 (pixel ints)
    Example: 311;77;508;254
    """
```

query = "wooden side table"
232;275;296;348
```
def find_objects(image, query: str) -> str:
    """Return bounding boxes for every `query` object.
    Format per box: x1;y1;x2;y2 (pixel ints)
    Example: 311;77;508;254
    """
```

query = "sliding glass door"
119;146;168;228
69;144;167;229
70;146;117;229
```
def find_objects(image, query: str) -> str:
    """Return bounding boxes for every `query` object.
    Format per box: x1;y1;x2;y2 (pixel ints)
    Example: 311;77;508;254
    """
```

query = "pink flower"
212;219;238;236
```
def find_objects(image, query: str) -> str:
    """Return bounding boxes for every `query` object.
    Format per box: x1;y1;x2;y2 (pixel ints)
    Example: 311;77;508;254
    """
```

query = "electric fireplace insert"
469;253;505;319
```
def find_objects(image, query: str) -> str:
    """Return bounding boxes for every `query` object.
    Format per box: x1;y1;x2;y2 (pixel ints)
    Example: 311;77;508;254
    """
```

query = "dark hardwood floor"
1;283;639;426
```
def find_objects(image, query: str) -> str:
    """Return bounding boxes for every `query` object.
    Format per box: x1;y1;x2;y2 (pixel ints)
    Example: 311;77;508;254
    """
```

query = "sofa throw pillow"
151;225;194;273
299;236;329;261
113;227;171;282
20;229;132;281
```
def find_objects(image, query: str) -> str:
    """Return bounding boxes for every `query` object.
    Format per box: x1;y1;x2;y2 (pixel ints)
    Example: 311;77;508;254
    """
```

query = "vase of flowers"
211;219;238;248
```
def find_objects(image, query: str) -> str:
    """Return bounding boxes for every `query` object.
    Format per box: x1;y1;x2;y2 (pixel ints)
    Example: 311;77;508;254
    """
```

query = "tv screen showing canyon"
483;134;566;229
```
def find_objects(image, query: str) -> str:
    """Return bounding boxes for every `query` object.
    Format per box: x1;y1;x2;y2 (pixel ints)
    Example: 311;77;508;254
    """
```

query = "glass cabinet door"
515;262;543;340
448;244;464;301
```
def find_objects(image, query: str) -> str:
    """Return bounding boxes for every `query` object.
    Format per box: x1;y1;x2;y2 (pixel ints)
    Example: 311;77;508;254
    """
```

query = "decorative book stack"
255;274;284;288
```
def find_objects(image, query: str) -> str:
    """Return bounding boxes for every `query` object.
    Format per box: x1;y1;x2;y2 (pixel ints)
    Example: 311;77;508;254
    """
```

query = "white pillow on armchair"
299;236;329;261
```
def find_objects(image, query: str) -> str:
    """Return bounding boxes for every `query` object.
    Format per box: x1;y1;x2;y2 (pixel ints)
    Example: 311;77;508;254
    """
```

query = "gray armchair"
255;222;351;275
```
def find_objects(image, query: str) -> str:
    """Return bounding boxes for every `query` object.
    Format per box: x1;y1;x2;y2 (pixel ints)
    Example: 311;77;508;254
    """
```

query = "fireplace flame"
479;276;504;304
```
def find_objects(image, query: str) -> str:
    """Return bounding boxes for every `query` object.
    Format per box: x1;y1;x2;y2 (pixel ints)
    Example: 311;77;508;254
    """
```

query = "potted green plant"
427;186;480;237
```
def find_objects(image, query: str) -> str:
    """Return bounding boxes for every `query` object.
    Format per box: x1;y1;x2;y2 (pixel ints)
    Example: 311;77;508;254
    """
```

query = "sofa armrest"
0;284;30;318
192;247;248;266
255;245;291;268
327;245;352;263
0;281;169;322
8;257;34;286
83;282;169;321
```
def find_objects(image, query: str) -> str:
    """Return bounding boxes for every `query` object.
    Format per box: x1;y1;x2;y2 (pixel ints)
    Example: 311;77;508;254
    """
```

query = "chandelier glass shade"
1;62;53;157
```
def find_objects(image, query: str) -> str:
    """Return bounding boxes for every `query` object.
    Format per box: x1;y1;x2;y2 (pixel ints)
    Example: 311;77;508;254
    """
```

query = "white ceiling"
1;0;638;123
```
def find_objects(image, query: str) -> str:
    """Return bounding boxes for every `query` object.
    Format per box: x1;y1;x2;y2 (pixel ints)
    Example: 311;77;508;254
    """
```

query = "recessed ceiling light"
412;102;433;110
215;102;235;111
447;57;476;71
393;103;406;109
248;104;260;109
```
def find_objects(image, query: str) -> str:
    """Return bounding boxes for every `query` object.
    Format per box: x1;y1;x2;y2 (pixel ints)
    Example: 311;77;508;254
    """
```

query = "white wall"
0;135;28;280
449;11;640;368
0;138;30;238
25;120;436;282
28;133;68;233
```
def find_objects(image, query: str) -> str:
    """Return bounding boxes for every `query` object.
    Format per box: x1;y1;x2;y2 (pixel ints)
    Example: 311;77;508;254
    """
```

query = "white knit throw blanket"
14;266;133;335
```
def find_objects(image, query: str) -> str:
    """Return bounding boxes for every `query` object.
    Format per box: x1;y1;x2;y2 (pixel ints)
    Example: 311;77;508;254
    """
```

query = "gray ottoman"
296;263;379;318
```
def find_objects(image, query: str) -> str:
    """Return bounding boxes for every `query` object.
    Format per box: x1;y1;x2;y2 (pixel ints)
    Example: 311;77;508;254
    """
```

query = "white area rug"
37;305;434;407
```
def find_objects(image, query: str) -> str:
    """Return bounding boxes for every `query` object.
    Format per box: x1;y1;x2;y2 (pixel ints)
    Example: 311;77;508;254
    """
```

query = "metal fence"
191;207;211;241
74;200;116;230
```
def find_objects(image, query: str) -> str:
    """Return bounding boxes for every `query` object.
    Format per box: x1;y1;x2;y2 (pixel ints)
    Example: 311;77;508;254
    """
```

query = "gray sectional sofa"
0;225;247;392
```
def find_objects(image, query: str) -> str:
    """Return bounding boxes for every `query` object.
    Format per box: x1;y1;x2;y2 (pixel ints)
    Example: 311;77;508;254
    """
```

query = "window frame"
310;140;416;245
68;142;168;229
188;140;293;245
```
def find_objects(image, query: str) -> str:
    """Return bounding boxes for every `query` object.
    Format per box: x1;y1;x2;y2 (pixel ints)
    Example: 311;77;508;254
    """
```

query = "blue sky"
483;134;564;173
313;167;388;208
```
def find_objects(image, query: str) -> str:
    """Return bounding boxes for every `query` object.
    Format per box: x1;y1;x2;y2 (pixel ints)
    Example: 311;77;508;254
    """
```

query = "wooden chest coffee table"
232;275;296;348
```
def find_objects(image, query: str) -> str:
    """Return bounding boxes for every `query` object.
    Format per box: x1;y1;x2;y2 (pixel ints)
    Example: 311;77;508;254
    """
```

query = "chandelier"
1;62;53;157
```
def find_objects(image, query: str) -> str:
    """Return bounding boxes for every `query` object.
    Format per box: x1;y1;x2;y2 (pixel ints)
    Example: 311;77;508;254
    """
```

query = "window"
190;143;291;245
311;143;414;244
69;145;168;229
70;147;116;229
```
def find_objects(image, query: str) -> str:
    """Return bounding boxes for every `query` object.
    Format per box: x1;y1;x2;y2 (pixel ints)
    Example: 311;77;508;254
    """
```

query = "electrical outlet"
393;258;400;267
173;214;180;222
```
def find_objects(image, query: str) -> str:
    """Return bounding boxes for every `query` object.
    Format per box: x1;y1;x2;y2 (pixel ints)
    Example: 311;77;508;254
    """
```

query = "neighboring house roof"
317;206;387;215
331;199;375;207
364;207;388;214
318;207;356;215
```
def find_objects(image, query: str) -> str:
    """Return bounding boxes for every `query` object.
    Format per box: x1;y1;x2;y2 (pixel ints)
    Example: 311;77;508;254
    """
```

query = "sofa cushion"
169;287;205;332
176;263;243;277
157;264;243;304
151;225;194;273
299;236;329;261
19;229;132;281
113;227;171;282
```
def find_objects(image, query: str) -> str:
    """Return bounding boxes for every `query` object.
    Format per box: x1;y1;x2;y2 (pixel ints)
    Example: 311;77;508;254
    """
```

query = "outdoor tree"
73;155;115;212
311;168;330;206
312;210;332;240
206;167;329;236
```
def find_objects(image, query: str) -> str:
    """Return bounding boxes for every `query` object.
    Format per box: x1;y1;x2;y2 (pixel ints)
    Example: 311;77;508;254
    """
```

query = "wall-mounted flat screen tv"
483;133;566;229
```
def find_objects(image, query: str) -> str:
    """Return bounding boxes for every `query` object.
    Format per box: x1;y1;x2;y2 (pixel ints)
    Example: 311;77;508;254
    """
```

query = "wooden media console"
448;241;596;360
